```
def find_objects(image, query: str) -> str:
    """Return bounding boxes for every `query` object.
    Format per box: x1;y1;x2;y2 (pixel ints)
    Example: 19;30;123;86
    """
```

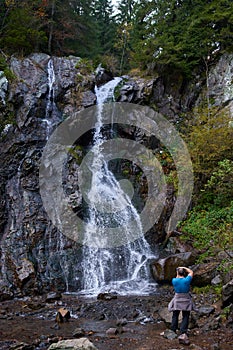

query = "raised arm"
179;266;194;278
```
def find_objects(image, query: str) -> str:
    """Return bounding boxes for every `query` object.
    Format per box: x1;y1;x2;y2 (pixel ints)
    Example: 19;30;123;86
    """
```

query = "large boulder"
192;262;219;287
208;53;233;114
0;54;92;298
165;236;196;255
117;77;154;104
16;258;35;288
158;306;182;324
222;279;233;307
151;252;196;282
0;71;8;105
95;66;113;86
48;338;98;350
0;282;13;301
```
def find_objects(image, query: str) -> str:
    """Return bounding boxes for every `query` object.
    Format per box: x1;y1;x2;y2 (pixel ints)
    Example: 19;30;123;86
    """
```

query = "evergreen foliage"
131;0;233;75
0;1;47;55
93;0;117;56
1;0;232;75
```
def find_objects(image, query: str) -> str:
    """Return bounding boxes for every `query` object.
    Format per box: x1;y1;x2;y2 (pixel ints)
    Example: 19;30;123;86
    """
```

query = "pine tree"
92;0;117;56
114;0;138;73
117;0;136;23
70;0;99;58
0;0;98;57
44;0;94;56
0;0;47;55
57;0;97;57
131;0;233;75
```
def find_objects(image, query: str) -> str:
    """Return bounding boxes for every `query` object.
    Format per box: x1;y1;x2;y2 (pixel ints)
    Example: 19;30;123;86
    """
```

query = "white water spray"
42;59;56;138
80;78;157;296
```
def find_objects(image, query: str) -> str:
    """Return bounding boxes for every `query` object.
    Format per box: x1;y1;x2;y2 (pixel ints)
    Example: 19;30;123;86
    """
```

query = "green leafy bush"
184;107;233;184
0;55;15;81
180;202;233;253
202;159;233;207
75;59;94;75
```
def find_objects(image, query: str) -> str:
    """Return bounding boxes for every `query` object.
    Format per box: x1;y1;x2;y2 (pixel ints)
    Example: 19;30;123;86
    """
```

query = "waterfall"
42;58;56;139
46;59;56;116
43;58;70;291
80;78;157;296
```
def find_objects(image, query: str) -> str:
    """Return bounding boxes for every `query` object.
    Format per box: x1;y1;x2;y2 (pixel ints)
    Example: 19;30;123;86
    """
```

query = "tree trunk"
48;0;56;54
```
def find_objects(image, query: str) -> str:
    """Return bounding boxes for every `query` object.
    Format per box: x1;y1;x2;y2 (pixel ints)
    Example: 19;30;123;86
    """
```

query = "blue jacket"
172;275;192;293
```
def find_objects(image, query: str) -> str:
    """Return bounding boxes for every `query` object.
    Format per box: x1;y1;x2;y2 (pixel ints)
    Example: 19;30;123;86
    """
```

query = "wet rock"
0;54;89;297
8;341;33;349
82;90;96;107
151;252;196;282
116;318;128;326
116;77;155;104
52;56;82;91
158;307;181;324
165;236;195;255
106;327;118;335
46;292;62;303
97;292;117;300
226;303;233;328
73;328;85;338
162;329;177;339
0;282;14;301
135;314;147;323
138;315;155;324
211;275;222;285
193;262;219;287
16;258;35;286
222;279;233;306
48;338;97;349
189;345;204;350
10;54;50;127
132;310;140;319
118;81;139;102
208;53;233;114
0;71;8;105
95;66;113;86
121;326;133;333
197;305;215;316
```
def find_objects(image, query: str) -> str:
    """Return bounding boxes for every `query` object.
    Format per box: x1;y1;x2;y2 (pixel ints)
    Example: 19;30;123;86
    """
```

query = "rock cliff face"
0;53;232;299
0;53;96;299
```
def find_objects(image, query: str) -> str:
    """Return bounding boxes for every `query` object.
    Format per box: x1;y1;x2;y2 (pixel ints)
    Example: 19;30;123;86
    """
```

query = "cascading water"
80;78;157;296
42;59;56;139
46;59;56;115
43;58;70;291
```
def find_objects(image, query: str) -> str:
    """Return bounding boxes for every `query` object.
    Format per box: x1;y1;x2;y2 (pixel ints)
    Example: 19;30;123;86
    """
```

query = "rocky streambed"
0;287;232;350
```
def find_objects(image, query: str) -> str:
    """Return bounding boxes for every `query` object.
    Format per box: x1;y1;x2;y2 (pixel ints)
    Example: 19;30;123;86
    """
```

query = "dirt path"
0;292;232;349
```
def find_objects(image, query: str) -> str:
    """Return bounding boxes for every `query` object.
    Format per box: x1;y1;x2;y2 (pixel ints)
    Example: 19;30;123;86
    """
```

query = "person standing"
168;266;194;336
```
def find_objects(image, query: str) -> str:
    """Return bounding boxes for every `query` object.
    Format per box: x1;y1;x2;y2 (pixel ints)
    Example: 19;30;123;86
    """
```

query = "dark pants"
171;310;190;334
